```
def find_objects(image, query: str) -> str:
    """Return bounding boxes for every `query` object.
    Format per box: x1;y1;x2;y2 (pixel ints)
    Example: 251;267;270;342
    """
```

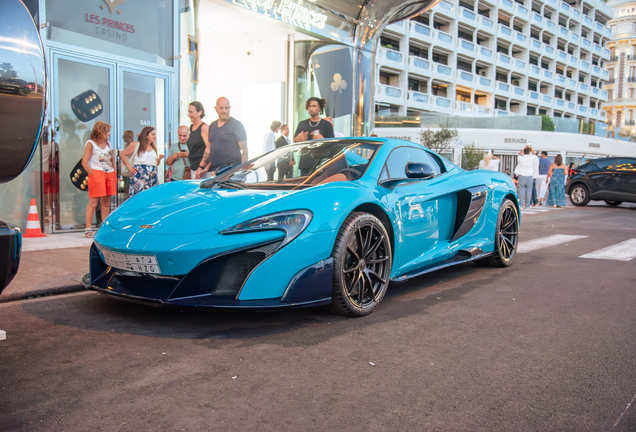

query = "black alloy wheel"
18;88;27;96
604;200;623;206
476;198;518;267
569;184;590;206
331;212;392;317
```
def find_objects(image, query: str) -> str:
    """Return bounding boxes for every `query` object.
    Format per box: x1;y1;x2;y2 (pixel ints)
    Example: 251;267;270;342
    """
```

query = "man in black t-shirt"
294;97;335;143
195;97;247;178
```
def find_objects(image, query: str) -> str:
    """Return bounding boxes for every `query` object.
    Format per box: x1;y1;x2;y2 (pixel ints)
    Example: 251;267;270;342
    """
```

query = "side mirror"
405;162;435;179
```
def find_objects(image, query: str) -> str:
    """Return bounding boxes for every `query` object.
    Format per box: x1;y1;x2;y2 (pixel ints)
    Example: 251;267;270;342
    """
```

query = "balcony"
559;26;569;38
566;102;575;112
436;0;454;17
541;94;552;106
595;22;603;34
605;27;611;38
556;74;567;86
406;90;430;111
532;12;543;25
606;78;615;85
568;56;578;68
573;9;581;20
578;106;588;114
477;46;494;63
591;87;599;96
592;66;601;76
479;16;495;35
376;84;403;105
460;7;477;25
499;0;514;14
602;90;608;99
455;101;492;116
513;59;526;73
593;43;601;54
385;20;406;36
583;15;593;29
580;61;590;71
512;86;524;98
457;70;475;85
529;65;542;80
603;70;609;80
570;32;578;43
498;24;513;42
530;38;542;54
409;22;431;44
569;78;577;88
408;56;430;78
457;39;476;57
544;45;554;55
431;63;453;81
515;3;528;17
529;91;540;101
628;76;636;83
476;76;493;92
514;31;527;44
581;38;592;49
546;20;556;32
603;48;611;59
543;69;553;79
560;1;571;16
555;98;565;108
432;96;454;114
590;108;598;116
557;50;568;62
497;81;511;97
378;48;405;71
434;30;454;51
497;53;512;68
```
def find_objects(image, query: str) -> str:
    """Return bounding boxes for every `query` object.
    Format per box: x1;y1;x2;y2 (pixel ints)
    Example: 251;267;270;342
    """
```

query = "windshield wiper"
202;179;246;190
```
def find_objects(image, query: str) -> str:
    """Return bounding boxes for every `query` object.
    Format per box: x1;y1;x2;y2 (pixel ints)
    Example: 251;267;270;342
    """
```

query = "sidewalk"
0;233;92;302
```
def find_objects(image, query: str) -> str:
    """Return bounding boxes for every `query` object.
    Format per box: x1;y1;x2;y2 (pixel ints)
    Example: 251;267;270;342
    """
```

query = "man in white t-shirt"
515;145;536;209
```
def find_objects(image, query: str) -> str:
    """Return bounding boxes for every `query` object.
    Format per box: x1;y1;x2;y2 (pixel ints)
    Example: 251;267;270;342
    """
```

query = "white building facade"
374;0;613;121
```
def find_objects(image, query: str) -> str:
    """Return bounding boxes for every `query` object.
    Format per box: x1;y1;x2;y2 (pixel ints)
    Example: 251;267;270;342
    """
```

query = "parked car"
86;138;520;316
0;77;32;96
566;157;636;206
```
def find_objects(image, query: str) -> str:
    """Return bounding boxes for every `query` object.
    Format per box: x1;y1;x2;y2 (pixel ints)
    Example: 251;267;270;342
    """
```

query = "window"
594;159;614;170
383;147;443;180
615;159;636;172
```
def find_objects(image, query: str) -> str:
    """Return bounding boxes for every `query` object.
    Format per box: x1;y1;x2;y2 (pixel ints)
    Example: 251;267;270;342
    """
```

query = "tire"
475;198;519;267
604;200;622;206
331;212;392;317
569;184;590;206
18;88;26;96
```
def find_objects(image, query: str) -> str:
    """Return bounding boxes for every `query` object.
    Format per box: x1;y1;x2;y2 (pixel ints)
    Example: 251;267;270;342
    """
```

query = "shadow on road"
18;262;505;343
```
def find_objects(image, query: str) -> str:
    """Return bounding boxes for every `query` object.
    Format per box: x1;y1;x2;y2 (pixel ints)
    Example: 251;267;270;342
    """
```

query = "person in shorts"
81;121;116;238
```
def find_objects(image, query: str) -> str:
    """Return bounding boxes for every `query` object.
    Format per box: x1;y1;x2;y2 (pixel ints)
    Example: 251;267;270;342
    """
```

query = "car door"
586;159;619;200
613;158;636;201
378;146;463;276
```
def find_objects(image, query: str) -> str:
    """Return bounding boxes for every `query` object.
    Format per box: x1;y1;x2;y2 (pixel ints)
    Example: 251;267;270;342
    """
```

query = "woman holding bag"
121;126;164;197
81;121;116;238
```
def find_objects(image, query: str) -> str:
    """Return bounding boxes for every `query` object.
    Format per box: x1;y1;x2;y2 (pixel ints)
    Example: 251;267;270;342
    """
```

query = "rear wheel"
17;88;27;96
331;212;392;317
569;184;590;206
604;200;622;206
475;199;518;267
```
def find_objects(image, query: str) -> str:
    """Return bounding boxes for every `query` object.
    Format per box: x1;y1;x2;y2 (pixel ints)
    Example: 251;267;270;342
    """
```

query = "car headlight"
220;210;313;248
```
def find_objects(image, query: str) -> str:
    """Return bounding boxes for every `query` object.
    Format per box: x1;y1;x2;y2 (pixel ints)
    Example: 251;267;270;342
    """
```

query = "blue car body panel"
88;138;518;309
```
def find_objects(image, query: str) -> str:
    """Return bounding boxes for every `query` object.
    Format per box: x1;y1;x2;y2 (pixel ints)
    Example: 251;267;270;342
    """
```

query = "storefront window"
45;0;175;66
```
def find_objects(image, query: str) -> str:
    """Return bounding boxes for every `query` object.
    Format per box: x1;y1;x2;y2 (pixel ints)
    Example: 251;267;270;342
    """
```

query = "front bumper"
85;239;335;309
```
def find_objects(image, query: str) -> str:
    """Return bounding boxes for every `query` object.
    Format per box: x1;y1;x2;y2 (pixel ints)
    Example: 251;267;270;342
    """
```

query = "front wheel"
569;185;590;206
475;198;519;267
604;200;622;206
331;212;392;317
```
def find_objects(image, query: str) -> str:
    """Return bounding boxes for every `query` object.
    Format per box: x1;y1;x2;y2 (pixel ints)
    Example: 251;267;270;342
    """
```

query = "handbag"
69;159;89;192
120;143;139;177
179;143;192;180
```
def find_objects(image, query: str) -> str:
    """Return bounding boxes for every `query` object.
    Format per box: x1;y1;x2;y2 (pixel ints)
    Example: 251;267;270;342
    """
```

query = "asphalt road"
1;203;636;431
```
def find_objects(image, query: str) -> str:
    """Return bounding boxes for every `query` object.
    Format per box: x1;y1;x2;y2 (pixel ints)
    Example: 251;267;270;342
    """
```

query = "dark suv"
566;157;636;206
0;77;32;96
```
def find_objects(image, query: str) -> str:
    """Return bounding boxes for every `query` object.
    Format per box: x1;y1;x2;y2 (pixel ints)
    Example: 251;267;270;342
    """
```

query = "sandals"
85;228;94;238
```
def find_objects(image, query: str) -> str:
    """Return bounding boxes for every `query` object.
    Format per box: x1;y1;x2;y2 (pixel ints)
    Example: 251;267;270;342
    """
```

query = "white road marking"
579;239;636;262
518;235;589;253
613;391;636;428
521;211;538;215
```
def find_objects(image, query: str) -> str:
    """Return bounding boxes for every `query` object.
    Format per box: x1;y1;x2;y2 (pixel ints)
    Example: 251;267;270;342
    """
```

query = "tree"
461;142;484;171
419;127;458;155
0;62;18;79
541;115;555;132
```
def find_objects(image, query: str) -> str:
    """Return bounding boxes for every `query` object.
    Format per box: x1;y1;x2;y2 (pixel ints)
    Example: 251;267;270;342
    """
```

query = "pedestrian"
568;162;575;176
185;101;210;179
514;145;535;209
81;121;116;238
294;97;334;142
121;126;164;197
324;117;345;137
531;147;540;207
546;154;568;208
537;151;551;204
166;125;191;181
262;121;281;154
120;129;135;200
478;151;500;171
195;97;248;179
275;124;292;148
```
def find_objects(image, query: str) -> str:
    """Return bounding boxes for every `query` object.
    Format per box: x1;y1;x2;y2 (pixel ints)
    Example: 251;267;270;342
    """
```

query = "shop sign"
589;142;601;148
619;7;636;17
232;0;328;31
503;138;527;144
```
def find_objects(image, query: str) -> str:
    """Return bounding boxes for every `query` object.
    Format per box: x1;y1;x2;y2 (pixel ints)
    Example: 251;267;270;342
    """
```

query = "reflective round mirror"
0;0;46;184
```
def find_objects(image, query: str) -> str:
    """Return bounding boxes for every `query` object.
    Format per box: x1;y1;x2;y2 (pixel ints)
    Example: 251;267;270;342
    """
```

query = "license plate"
101;250;161;274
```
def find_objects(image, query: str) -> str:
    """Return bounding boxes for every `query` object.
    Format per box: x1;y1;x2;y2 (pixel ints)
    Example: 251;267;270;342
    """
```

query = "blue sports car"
86;138;519;316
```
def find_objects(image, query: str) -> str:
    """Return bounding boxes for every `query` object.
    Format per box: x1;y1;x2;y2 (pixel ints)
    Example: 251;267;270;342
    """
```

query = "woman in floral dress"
120;126;164;197
546;154;567;208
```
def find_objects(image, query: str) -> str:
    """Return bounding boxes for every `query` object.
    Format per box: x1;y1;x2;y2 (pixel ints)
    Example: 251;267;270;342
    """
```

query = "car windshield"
201;139;382;190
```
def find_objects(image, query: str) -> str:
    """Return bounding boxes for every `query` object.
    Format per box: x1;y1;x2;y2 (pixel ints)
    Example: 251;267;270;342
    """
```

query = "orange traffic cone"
23;198;47;238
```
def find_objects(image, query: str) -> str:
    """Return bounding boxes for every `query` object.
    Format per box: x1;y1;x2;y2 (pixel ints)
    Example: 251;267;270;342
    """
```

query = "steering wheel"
337;168;362;179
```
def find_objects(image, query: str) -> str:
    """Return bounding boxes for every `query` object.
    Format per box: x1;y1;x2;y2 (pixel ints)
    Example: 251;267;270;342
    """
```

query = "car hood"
107;182;296;235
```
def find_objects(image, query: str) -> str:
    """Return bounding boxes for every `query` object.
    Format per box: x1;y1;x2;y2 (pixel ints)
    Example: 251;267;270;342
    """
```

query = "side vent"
451;186;488;241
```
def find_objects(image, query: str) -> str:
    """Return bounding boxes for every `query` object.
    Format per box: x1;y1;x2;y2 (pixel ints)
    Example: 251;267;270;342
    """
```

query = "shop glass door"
117;68;169;203
51;53;114;231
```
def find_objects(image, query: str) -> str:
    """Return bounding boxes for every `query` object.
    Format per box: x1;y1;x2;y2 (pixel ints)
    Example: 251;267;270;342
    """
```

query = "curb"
0;284;85;303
